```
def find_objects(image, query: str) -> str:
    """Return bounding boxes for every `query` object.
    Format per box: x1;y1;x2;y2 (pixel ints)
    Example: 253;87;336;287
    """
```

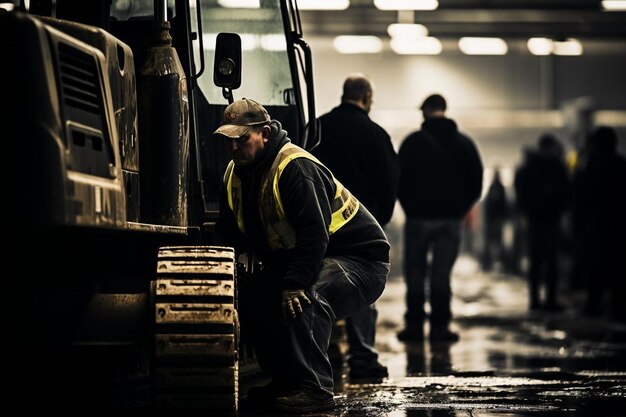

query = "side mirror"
213;32;242;96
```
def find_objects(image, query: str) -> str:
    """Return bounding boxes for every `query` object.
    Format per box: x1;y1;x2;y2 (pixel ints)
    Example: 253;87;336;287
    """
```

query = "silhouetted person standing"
514;134;571;311
313;73;398;380
397;94;483;342
482;168;508;271
574;126;626;322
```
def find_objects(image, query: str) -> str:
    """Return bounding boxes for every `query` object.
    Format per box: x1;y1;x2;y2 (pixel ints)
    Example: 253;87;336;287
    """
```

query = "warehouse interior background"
295;0;626;276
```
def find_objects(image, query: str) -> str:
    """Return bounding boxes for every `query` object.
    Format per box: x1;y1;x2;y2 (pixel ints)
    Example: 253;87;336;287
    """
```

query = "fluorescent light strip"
387;23;428;38
527;38;553;56
602;1;626;11
390;37;442;55
527;37;583;56
218;0;260;8
459;37;508;55
374;0;438;11
333;36;383;54
553;39;583;56
298;0;349;10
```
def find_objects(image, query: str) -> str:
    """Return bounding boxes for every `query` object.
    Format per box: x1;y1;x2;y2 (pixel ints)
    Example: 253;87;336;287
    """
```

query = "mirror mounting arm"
222;87;234;104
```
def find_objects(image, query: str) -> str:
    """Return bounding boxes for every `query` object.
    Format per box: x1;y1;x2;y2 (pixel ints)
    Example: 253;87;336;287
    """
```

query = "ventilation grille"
57;42;100;115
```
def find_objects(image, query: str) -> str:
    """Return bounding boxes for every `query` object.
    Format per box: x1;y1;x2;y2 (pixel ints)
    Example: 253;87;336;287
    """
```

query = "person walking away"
574;126;626;322
397;94;483;342
214;98;390;413
514;133;571;312
313;73;398;381
482;167;508;271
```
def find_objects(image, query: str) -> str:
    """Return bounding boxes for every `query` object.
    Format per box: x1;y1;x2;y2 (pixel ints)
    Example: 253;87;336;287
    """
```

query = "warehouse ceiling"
298;0;626;40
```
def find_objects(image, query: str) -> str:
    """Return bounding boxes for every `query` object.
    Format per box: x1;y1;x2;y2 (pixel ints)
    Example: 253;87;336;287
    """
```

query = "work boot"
397;325;424;342
429;326;459;343
349;361;388;382
273;386;335;413
244;381;287;408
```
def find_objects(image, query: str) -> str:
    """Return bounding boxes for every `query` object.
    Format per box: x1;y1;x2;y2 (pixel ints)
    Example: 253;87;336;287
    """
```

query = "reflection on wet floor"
241;256;626;417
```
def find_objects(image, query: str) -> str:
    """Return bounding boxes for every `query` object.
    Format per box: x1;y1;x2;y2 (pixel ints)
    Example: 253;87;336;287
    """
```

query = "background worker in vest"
214;98;390;414
313;73;398;381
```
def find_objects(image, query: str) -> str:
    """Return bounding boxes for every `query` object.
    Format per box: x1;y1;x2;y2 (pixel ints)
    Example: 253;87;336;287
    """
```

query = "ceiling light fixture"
601;0;626;11
218;0;260;8
553;39;583;56
333;36;384;54
527;38;583;56
390;37;442;55
298;0;350;10
374;0;438;11
387;23;428;38
527;38;553;56
459;37;508;55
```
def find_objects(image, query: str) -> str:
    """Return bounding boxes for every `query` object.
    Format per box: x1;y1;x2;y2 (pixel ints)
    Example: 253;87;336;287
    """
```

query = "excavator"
0;0;317;414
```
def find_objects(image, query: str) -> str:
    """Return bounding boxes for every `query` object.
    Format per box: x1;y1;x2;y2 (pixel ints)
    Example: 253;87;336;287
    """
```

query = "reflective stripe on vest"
223;142;359;249
223;161;245;233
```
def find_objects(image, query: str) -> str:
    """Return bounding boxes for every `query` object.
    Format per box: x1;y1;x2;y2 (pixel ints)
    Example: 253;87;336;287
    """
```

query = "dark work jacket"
514;150;571;223
485;178;508;221
216;121;390;290
313;103;399;226
574;149;626;241
398;117;483;219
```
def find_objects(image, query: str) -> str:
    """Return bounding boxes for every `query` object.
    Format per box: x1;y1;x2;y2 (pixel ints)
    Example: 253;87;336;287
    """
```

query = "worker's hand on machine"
281;289;312;320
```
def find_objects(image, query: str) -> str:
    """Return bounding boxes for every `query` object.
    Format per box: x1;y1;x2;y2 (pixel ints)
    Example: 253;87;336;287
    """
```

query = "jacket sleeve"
369;128;399;226
514;166;528;213
397;133;423;214
277;158;335;289
464;137;484;208
215;185;247;254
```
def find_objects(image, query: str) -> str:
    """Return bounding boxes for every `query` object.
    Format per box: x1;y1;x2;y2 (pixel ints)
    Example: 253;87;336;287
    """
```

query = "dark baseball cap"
213;98;271;139
420;94;446;111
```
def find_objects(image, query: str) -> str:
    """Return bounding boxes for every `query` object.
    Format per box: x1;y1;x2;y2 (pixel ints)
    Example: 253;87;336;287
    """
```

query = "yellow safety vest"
223;142;359;249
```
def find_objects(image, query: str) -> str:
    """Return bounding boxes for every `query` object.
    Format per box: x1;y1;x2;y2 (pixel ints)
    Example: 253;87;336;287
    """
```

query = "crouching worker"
214;98;390;413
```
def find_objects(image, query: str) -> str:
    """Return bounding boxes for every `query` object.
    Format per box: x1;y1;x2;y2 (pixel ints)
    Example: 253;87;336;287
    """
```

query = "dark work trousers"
403;218;461;326
586;232;626;320
345;304;379;368
239;256;389;395
527;220;559;308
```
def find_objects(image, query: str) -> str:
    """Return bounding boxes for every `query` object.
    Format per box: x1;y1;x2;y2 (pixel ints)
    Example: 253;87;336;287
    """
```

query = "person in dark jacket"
313;73;398;382
574;126;626;321
214;98;390;413
514;133;571;311
482;167;508;271
397;94;483;342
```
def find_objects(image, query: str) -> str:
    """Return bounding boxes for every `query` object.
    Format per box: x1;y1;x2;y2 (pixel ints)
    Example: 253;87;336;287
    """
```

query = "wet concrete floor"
241;256;626;417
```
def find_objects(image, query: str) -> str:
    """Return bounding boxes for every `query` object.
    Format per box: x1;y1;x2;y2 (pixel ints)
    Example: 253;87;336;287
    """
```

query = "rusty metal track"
153;245;238;415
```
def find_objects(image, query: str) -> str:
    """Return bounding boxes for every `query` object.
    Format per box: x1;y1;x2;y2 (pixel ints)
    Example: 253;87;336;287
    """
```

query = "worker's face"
224;126;270;166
